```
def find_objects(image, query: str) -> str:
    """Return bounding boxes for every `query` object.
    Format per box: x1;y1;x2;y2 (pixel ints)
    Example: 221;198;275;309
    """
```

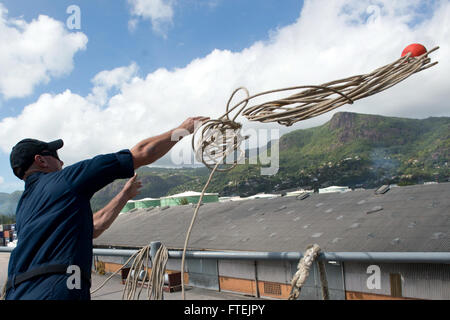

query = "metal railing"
1;243;450;264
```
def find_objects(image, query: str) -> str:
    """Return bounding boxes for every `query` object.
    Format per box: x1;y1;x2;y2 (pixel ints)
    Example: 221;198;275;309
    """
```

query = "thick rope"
147;244;168;300
243;47;438;126
90;249;140;296
288;244;327;300
90;243;168;300
317;259;330;300
122;245;151;300
0;279;6;300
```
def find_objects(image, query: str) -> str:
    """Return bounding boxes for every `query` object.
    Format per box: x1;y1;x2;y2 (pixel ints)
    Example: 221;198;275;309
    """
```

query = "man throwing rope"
4;116;209;300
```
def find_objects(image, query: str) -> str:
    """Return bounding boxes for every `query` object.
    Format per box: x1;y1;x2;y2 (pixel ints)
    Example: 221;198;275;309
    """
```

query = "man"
4;116;209;300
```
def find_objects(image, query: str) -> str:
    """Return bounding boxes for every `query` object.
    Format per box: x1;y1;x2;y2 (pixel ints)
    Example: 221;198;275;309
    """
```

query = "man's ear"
34;154;48;168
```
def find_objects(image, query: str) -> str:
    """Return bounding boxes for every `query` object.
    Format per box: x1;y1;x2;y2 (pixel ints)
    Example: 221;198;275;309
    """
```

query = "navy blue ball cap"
10;138;64;179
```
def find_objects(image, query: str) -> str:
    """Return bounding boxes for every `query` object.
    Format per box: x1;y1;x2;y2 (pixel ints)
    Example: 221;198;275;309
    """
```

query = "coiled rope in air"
180;47;439;299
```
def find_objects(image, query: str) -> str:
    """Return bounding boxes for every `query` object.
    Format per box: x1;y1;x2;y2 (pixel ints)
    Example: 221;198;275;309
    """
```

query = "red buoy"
401;43;427;58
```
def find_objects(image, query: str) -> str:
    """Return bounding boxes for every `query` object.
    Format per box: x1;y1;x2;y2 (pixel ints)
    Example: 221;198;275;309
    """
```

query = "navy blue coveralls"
5;150;134;300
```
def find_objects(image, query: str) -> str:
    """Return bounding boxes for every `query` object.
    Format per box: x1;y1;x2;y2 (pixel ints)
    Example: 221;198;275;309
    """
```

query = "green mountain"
273;111;449;189
89;111;449;211
1;112;449;215
89;166;211;211
0;191;23;216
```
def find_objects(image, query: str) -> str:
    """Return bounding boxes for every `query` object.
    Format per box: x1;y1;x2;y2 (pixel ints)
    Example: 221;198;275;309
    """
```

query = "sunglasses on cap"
39;150;61;161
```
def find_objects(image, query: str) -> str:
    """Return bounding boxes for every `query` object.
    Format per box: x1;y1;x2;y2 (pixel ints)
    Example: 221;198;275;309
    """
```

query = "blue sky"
0;0;448;193
0;0;301;116
0;0;301;192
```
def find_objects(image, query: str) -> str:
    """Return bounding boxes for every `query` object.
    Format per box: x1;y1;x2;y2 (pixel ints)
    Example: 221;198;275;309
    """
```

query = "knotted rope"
288;244;328;300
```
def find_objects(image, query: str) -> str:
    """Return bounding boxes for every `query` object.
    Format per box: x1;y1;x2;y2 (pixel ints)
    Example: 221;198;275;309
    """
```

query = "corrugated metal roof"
94;183;450;252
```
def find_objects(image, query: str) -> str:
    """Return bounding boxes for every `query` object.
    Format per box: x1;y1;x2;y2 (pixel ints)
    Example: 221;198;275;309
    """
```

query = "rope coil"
90;243;168;300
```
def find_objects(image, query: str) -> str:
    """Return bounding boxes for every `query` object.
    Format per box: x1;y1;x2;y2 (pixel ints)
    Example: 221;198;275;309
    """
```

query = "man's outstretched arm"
93;174;142;239
130;116;209;169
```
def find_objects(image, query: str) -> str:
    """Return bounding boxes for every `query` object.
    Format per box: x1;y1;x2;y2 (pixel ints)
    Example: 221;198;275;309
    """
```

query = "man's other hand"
123;173;142;200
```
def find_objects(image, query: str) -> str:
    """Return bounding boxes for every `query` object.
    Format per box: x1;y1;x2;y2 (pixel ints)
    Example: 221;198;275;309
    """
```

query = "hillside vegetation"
1;112;448;215
90;112;449;211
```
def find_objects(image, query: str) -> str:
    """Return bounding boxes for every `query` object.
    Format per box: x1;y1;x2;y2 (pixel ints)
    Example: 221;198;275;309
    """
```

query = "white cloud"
127;0;175;37
0;0;449;167
0;4;88;99
88;63;139;106
0;176;4;184
128;18;139;32
188;0;221;10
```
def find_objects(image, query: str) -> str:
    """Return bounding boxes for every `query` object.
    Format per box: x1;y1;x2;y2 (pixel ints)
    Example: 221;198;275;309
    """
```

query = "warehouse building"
160;191;219;206
121;191;220;213
133;197;161;209
94;183;450;300
0;224;17;247
120;200;137;213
